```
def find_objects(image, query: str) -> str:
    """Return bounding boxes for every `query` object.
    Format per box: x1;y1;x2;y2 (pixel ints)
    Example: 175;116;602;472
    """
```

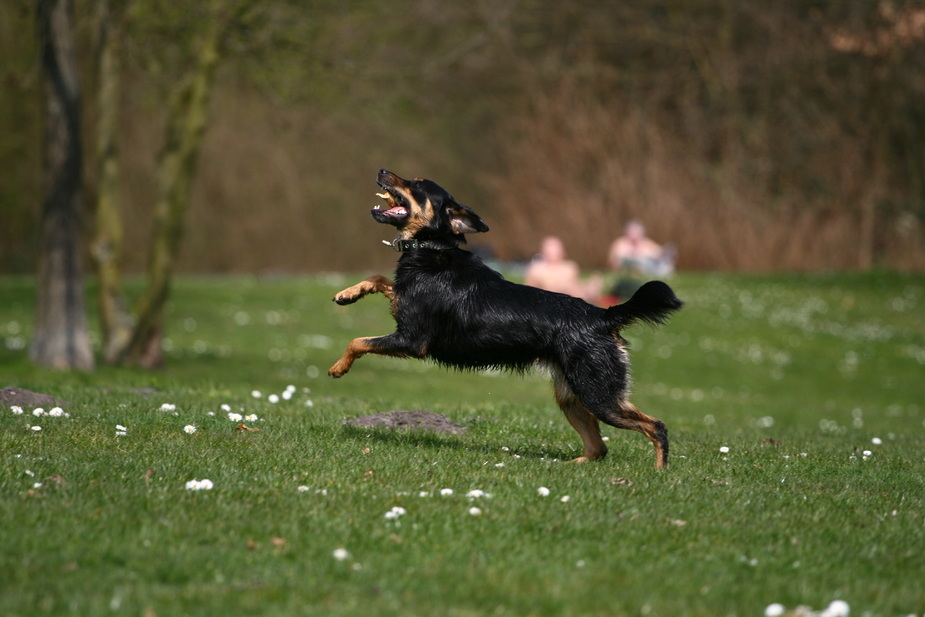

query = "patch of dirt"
344;410;468;435
0;387;69;409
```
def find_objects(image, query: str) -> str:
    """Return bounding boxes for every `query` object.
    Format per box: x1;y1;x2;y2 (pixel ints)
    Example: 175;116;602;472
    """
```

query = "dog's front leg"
333;275;394;305
328;334;423;378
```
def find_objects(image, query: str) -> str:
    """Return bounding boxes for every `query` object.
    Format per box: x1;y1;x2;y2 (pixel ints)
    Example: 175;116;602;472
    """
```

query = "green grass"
1;271;924;617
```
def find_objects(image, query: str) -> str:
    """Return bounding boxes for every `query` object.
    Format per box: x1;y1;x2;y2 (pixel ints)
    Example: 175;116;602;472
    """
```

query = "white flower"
871;437;882;445
11;406;24;415
537;486;551;497
159;403;176;412
31;426;42;432
468;507;482;516
764;603;785;617
440;488;454;497
560;495;571;503
251;390;262;399
418;491;431;498
24;470;35;477
33;482;43;489
466;489;490;500
183;425;197;434
228;412;243;422
48;407;64;417
33;408;45;417
245;414;258;422
719;446;730;453
115;424;127;436
297;485;310;493
332;548;349;561
821;600;850;617
862;450;872;460
185;479;213;491
494;462;505;468
268;394;280;404
305;400;314;408
282;390;293;400
384;506;407;520
221;404;231;412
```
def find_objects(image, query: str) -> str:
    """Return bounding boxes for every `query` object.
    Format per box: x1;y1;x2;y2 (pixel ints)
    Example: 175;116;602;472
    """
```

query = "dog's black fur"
329;170;683;468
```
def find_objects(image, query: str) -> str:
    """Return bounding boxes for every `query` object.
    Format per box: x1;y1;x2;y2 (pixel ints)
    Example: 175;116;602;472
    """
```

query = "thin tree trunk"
122;1;224;367
30;0;94;371
90;0;133;363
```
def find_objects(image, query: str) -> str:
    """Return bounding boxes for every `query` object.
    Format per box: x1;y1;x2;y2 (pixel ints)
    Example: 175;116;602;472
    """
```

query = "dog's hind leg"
563;355;670;469
552;370;608;462
333;275;394;305
602;400;669;469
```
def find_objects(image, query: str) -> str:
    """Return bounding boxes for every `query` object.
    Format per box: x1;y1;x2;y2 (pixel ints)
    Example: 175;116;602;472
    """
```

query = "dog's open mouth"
372;189;408;221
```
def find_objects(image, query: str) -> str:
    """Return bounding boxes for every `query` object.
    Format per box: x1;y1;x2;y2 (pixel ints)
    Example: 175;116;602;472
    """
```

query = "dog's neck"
384;238;459;253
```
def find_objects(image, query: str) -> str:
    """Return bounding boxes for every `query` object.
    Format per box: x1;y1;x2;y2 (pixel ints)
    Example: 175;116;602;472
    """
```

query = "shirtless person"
525;236;602;302
608;221;675;277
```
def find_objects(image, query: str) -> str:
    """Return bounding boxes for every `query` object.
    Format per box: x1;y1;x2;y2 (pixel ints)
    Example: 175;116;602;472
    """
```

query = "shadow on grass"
339;424;573;461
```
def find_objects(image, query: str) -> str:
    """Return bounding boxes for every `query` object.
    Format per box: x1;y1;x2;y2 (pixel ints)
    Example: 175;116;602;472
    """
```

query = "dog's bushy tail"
605;281;683;330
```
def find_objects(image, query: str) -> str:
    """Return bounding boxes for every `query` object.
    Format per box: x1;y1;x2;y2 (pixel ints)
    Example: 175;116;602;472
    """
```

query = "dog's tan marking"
328;336;427;378
334;275;394;305
553;373;608;462
613;400;669;469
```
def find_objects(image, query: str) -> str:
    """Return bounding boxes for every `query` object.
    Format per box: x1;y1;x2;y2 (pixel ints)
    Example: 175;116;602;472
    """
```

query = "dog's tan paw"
328;363;349;378
333;293;359;306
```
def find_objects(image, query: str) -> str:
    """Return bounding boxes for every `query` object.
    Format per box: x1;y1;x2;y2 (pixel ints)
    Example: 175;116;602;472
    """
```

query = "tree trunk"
90;0;133;363
30;0;94;371
121;1;224;367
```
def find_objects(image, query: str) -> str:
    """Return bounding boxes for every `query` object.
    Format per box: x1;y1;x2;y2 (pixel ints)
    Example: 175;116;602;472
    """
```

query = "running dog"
329;170;683;468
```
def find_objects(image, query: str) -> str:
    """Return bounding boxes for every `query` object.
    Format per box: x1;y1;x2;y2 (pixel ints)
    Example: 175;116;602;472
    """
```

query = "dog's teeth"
375;192;390;199
373;204;381;210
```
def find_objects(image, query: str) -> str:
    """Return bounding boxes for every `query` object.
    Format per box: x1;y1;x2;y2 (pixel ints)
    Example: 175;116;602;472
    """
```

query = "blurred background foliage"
2;0;924;274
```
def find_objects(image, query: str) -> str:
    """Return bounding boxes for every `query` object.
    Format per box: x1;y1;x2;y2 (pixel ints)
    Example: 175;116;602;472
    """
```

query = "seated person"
524;236;602;303
608;221;676;278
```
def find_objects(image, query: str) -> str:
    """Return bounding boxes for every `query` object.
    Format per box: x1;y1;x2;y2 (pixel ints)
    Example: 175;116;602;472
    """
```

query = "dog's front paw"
327;363;349;378
333;294;358;306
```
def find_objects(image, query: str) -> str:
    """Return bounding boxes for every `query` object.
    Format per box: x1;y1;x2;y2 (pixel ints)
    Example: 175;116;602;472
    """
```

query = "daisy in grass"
33;408;45;417
268;394;280;404
466;489;490;500
185;479;213;491
440;488;454;497
245;414;258;422
332;548;349;561
227;412;243;422
183;425;197;434
719;446;730;454
384;506;407;520
116;424;127;436
468;507;483;516
31;426;42;432
537;487;551;497
159;403;176;412
11;406;24;415
48;407;64;417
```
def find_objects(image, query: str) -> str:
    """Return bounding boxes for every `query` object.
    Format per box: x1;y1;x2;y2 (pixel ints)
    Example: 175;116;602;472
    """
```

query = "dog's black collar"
384;238;458;253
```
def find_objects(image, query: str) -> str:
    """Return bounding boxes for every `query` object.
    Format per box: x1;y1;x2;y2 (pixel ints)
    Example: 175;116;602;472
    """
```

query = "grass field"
1;271;924;617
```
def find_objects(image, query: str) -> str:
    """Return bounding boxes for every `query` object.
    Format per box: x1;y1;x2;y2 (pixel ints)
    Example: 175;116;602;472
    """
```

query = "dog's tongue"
374;191;406;217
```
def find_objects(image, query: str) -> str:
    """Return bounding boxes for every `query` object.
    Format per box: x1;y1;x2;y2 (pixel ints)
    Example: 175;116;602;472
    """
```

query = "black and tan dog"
329;170;683;468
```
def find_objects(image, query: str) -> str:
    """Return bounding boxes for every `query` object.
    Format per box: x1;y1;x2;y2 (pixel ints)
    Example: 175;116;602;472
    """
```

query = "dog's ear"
447;203;489;234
